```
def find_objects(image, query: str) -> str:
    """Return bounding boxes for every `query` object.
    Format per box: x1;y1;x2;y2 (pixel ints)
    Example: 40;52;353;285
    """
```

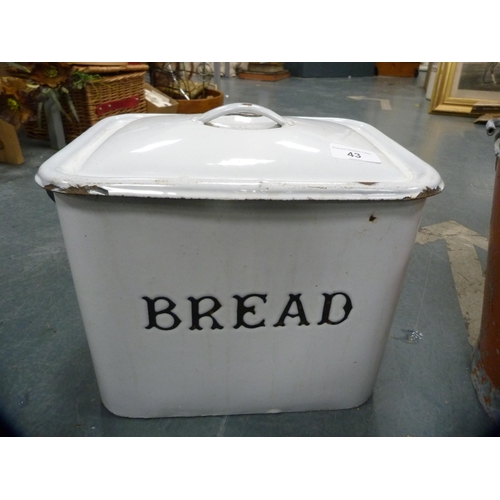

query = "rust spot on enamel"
44;184;109;196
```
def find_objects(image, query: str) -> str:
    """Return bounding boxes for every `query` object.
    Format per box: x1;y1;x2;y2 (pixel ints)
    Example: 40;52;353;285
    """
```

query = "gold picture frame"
430;62;500;115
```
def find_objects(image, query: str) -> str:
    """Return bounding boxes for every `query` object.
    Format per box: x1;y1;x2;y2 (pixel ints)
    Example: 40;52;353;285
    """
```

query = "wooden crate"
375;63;420;77
175;88;224;114
0;120;23;165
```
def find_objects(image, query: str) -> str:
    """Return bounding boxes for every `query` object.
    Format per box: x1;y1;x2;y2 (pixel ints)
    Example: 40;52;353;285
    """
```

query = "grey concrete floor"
1;73;498;436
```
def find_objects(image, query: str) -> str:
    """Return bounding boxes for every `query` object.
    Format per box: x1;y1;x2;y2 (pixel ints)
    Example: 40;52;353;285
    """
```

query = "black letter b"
142;296;181;331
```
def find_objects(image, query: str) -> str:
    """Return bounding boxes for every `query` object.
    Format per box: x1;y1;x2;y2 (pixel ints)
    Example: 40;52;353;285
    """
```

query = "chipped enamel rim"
35;106;444;201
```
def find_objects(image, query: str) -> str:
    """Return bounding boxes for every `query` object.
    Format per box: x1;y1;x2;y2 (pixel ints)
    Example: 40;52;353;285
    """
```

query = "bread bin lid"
35;102;444;201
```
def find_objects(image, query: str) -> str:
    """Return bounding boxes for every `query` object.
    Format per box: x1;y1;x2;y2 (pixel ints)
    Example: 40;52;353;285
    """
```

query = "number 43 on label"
330;143;381;163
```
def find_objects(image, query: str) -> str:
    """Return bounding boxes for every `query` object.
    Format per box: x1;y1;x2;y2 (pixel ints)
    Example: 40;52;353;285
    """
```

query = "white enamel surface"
35;104;444;201
55;194;425;417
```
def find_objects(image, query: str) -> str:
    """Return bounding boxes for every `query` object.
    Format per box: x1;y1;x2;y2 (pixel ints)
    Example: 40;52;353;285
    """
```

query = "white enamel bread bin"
36;103;443;418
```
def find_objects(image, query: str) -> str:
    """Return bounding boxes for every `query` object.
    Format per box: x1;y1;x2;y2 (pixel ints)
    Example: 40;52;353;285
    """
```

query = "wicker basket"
25;64;148;142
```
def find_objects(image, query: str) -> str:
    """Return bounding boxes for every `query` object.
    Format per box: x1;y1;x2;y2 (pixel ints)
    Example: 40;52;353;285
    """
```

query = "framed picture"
430;62;500;115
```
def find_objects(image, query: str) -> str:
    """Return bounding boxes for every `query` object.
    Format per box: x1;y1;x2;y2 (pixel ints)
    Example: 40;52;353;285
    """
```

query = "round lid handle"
194;102;293;127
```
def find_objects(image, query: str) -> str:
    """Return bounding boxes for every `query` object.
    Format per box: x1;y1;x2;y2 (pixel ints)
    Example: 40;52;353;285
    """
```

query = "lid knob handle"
194;102;293;127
